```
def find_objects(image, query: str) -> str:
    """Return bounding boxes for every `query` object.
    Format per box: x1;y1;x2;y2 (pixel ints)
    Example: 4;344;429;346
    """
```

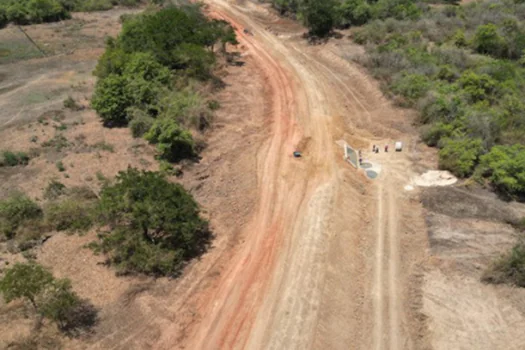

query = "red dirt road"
152;1;430;349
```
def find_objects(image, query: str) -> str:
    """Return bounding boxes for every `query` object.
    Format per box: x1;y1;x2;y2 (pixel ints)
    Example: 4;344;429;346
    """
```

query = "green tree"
439;137;483;177
0;262;53;310
336;0;371;27
458;71;498;103
93;41;128;79
473;24;507;58
391;73;431;101
144;118;196;162
303;0;336;37
479;144;525;195
91;74;131;126
0;262;98;333
95;168;210;276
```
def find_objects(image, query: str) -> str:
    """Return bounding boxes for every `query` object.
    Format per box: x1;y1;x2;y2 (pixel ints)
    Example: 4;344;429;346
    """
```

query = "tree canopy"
479;145;525;196
0;262;98;333
0;262;53;309
95;168;210;276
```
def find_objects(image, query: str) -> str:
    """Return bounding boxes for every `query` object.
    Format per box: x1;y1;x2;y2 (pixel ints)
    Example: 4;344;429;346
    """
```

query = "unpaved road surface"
152;1;429;349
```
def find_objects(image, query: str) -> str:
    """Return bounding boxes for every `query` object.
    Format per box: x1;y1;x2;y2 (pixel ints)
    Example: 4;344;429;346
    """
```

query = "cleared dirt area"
2;1;525;349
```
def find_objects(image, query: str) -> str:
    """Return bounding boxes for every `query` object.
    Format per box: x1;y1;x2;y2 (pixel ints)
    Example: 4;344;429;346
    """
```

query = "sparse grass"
95;171;108;184
42;135;69;152
92;141;114;152
1;151;30;167
0;36;43;64
44;180;67;200
54;123;68;131
483;242;525;288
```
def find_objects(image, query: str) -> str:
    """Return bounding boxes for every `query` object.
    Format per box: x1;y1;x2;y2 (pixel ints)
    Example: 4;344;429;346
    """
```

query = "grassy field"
0;27;44;64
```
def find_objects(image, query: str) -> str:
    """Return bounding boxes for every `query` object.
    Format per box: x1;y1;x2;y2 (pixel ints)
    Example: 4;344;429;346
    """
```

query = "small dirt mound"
413;170;457;187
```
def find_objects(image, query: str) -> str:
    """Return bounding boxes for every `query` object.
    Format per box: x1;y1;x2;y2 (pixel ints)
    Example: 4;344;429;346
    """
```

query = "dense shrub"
128;108;155;137
1;151;30;166
438;137;484;177
391;73;431;102
91;74;131;126
94;168;210;276
0;0;70;25
92;5;234;160
58;0;142;12
354;0;525;191
303;0;336;36
473;24;507;58
478;144;525;195
0;194;42;239
336;0;372;27
0;262;53;309
144;118;196;162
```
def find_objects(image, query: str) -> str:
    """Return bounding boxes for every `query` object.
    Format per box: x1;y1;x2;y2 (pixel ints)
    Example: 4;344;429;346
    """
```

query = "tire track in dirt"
374;181;386;350
156;1;426;349
373;174;403;350
387;181;401;350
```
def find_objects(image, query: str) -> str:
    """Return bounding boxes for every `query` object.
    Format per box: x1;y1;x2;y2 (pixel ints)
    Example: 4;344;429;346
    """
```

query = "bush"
44;199;95;232
458;70;498;103
391;73;431;101
144;118;196;162
438;137;483;177
0;262;53;310
157;90;212;130
1;151;30;166
473;23;507;58
91;74;132;126
303;0;336;37
0;194;42;239
56;160;65;172
95;168;210;276
336;0;372;27
43;179;67;200
63;96;81;110
421;122;454;147
482;243;525;287
478;144;525;195
0;0;70;25
128;109;155;138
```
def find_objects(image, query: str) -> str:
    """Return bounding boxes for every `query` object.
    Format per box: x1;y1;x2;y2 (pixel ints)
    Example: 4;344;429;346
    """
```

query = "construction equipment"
395;141;403;152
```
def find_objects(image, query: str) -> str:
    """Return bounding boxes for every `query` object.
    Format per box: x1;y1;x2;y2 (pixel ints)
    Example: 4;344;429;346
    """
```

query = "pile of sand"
412;170;457;187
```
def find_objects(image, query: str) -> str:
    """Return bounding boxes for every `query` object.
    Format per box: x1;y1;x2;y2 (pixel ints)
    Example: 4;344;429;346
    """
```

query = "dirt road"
152;1;429;349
